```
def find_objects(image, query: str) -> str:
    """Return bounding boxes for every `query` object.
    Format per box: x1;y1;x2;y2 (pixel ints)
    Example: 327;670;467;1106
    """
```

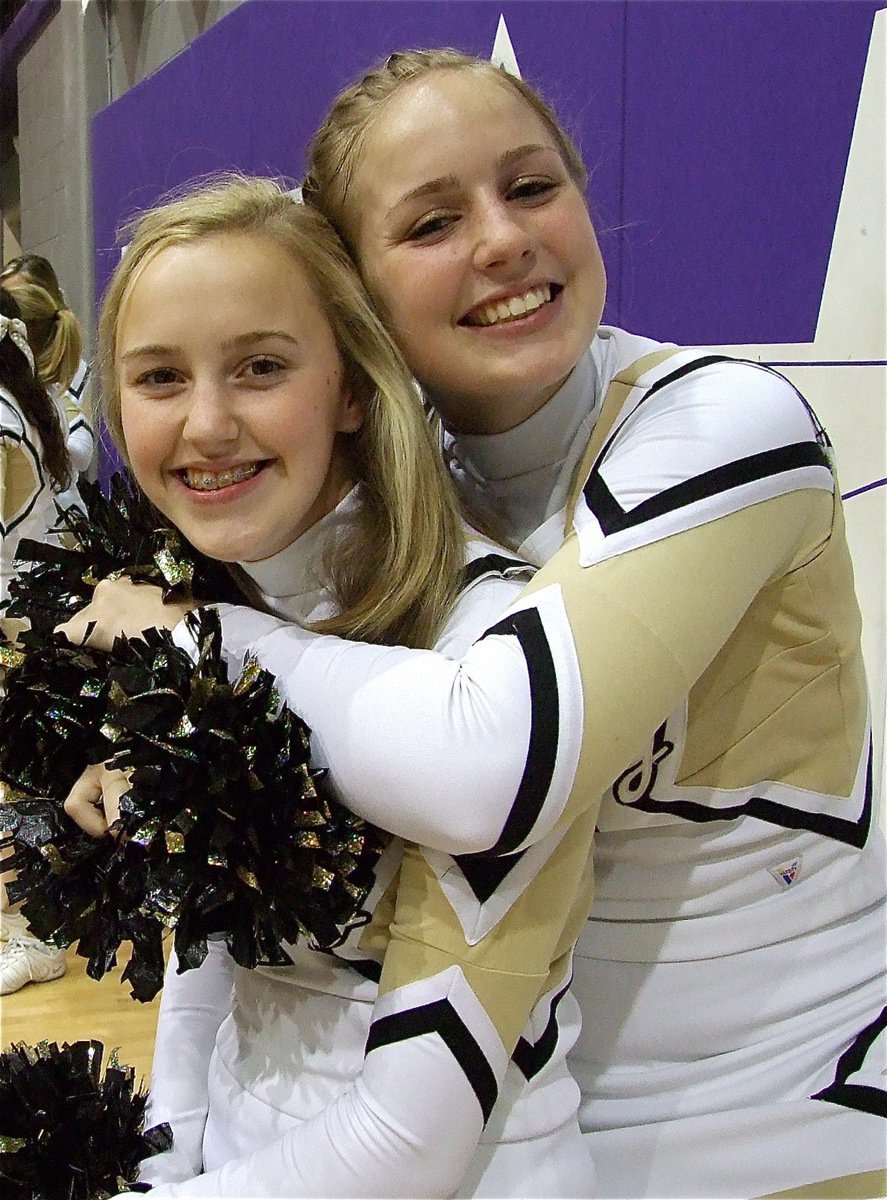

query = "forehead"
118;232;321;331
134;232;304;291
353;71;556;193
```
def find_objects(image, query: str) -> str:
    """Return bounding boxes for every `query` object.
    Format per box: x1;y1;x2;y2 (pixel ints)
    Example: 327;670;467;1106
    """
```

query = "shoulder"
0;389;26;441
616;353;821;454
571;352;833;565
432;533;534;658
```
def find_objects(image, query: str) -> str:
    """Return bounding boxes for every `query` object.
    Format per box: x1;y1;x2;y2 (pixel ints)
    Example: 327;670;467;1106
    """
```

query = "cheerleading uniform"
1;385;63;604
141;493;596;1198
199;328;885;1197
51;358;94;516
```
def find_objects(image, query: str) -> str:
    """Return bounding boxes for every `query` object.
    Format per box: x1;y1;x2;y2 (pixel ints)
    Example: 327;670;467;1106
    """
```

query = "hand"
55;577;194;652
64;763;132;838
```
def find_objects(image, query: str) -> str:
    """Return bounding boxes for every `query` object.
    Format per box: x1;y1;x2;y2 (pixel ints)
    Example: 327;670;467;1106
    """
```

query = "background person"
0;286;70;994
1;254;95;515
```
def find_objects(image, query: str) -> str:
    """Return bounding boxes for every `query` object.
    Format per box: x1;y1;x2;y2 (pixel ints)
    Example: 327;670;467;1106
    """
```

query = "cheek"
121;403;165;480
364;251;431;333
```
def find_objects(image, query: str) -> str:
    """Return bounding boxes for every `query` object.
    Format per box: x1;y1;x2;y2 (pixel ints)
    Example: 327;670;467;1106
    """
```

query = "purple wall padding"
91;0;881;472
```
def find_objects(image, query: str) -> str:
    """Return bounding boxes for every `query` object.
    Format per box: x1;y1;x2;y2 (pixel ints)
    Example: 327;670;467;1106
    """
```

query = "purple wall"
91;0;880;350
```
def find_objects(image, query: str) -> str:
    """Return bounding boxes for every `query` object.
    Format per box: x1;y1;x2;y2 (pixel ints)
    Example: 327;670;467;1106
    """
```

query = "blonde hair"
2;278;83;395
303;47;588;244
98;174;466;650
0;254;66;307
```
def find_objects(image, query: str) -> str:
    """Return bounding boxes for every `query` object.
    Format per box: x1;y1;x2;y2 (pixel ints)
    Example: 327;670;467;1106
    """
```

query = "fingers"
54;577;194;650
64;763;131;839
55;577;123;649
64;764;110;837
100;768;131;828
55;609;97;647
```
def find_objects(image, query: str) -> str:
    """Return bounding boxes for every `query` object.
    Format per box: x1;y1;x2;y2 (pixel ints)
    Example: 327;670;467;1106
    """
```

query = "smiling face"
116;232;364;563
348;69;606;435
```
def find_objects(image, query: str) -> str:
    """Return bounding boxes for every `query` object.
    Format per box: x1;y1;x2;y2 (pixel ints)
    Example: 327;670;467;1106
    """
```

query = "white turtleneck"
236;485;362;624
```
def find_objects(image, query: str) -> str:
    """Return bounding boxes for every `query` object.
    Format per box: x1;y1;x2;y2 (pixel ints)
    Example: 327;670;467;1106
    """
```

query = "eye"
404;211;459;242
132;366;181;389
506;175;560;203
243;356;284;380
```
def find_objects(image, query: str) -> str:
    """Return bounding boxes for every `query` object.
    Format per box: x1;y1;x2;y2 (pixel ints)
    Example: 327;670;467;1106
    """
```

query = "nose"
181;379;239;447
471;196;534;274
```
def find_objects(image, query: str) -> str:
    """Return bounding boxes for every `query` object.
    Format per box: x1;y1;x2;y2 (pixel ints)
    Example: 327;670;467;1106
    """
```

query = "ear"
336;383;366;434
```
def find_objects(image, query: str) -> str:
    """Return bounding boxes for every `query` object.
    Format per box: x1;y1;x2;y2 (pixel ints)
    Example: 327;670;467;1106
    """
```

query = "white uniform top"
143;493;596;1198
51;358;94;516
185;330;885;1196
1;385;64;604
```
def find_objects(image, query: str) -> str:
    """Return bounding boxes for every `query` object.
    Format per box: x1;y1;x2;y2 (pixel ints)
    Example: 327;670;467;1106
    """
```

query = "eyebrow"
119;330;300;364
385;143;556;217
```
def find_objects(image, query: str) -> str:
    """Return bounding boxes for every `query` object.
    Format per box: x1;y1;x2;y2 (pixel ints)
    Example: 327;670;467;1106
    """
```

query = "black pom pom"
0;475;385;1002
5;472;244;635
2;612;384;1002
0;1040;171;1199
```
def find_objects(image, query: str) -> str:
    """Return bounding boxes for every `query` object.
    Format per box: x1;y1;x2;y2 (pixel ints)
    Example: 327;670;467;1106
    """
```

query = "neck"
432;372;576;438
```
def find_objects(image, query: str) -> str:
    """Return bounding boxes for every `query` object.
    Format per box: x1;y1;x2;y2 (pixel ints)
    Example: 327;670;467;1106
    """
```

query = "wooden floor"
0;938;164;1084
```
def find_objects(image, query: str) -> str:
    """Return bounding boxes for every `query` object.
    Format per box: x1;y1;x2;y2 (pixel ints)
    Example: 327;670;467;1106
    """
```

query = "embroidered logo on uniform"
613;722;675;808
768;857;802;888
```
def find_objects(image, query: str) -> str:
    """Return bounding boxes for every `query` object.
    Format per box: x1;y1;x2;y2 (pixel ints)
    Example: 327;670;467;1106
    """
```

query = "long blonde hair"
98;174;466;649
2;278;83;395
302;47;587;246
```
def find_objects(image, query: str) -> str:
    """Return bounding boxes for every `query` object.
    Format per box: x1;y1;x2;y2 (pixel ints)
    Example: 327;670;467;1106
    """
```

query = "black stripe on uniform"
584;441;831;537
813;1005;887;1118
582;354;833;536
479;607;560;855
366;998;498;1123
0;429;46;534
452;849;525;903
617;736;874;849
512;979;571;1081
586;356;741;485
460;552;533;591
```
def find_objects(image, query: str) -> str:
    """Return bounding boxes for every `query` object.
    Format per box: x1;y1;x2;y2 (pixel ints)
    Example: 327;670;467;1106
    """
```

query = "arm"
63;368;836;857
143;807;596;1198
205;363;836;852
61;494;833;856
1;428;44;599
139;940;235;1186
208;488;831;853
62;364;95;474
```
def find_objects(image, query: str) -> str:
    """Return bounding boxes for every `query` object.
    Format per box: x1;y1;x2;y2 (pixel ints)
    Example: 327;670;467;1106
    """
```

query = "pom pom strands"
0;475;384;1001
3;473;243;636
0;1039;171;1199
2;612;383;1001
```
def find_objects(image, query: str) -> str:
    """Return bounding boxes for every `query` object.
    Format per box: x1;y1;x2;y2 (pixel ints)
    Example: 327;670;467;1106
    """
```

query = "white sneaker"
0;934;67;994
0;907;31;942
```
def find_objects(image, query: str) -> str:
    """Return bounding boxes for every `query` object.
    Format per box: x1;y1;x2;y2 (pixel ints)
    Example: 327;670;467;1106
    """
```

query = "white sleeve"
138;1027;486;1199
146;573;590;1200
62;364;96;474
139;941;234;1185
180;571;585;858
65;422;94;474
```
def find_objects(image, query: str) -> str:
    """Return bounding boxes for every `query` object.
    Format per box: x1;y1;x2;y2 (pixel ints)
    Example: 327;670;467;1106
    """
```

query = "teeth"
473;285;551;327
183;463;260;491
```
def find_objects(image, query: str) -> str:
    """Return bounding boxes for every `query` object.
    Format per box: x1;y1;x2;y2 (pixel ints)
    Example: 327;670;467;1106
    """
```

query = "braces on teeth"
187;464;258;491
